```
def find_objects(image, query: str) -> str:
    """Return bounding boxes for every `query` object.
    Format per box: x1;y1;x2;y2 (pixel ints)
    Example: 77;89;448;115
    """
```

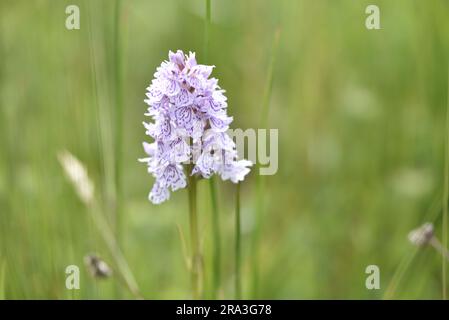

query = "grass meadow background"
1;0;449;299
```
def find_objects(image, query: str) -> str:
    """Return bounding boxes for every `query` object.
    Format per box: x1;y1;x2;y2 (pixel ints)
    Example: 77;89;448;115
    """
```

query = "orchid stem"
188;173;201;299
209;178;221;298
204;0;221;299
235;182;242;299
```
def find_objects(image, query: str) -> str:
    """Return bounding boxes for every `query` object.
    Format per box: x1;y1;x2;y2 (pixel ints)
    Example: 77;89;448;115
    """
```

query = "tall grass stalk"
204;0;222;299
251;28;280;298
188;171;202;299
88;0;129;299
113;0;124;248
86;4;106;298
443;65;449;300
235;183;242;299
112;0;124;299
383;247;419;299
86;2;106;198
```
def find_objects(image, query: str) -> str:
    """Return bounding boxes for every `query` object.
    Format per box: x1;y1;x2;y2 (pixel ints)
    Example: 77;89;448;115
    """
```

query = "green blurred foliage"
1;0;449;299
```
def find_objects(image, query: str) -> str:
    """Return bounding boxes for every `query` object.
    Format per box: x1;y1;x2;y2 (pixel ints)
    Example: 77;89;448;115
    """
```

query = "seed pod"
84;254;113;279
408;223;434;246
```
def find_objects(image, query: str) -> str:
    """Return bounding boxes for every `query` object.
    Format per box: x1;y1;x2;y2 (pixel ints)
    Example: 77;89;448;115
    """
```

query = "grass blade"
113;0;124;246
203;0;222;299
442;64;449;300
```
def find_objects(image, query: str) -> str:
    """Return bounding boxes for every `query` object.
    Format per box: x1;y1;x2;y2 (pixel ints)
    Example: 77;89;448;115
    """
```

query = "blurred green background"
1;0;449;299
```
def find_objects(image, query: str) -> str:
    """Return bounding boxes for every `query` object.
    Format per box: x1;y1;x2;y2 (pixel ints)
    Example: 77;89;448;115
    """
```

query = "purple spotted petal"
209;114;232;132
172;88;193;106
149;182;170;204
163;79;180;97
161;164;186;191
174;105;194;128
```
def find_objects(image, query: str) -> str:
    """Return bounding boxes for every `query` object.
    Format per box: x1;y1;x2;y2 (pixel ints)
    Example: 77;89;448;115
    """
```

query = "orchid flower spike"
140;50;252;204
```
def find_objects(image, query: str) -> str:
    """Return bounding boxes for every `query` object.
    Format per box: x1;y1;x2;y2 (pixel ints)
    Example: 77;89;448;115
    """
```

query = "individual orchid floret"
140;50;252;204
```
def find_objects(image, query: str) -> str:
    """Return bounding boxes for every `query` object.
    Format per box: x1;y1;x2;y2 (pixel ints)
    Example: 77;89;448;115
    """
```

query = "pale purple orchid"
140;50;252;204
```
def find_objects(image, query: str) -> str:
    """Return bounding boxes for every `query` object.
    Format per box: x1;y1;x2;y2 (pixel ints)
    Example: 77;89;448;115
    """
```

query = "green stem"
204;0;221;299
383;246;418;300
113;0;123;243
113;0;124;299
209;178;221;298
443;64;449;300
188;173;201;299
235;183;242;299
